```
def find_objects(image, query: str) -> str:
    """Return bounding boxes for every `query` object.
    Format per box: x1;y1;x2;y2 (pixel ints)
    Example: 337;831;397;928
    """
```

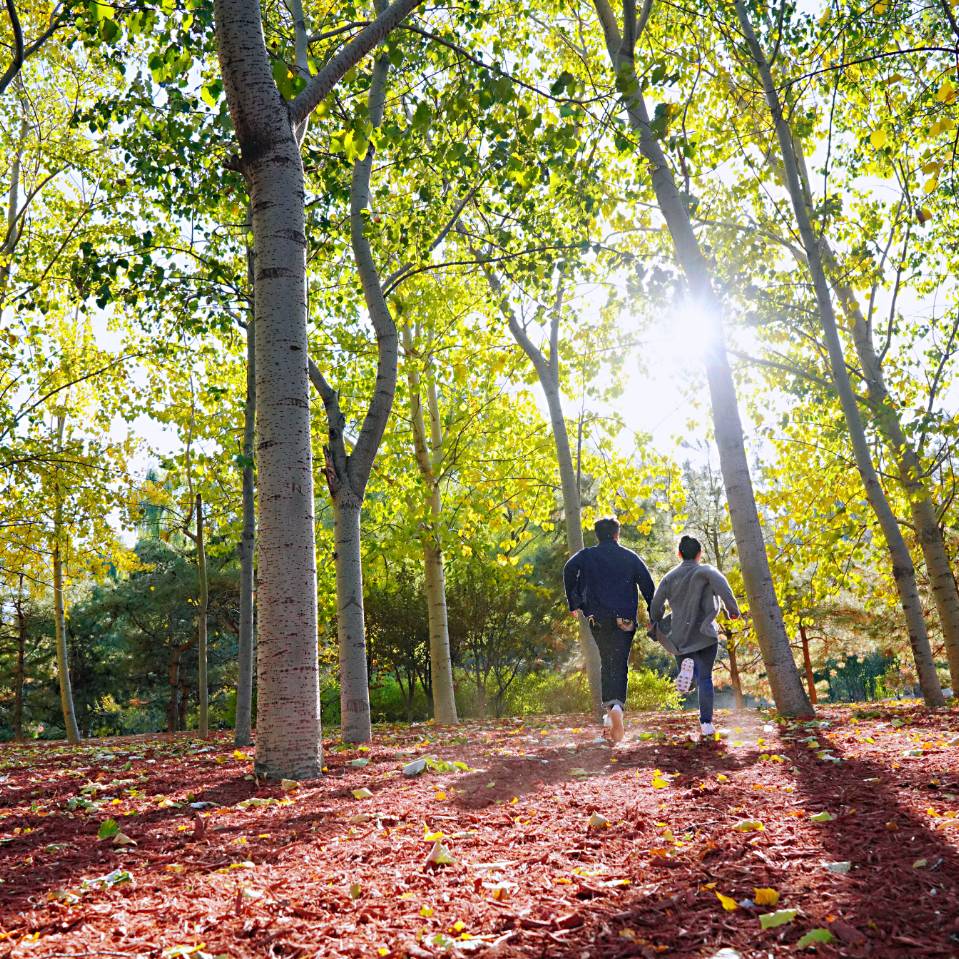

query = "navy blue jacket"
563;540;655;622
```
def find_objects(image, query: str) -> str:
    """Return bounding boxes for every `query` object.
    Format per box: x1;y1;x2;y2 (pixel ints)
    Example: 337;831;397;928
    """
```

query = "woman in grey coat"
648;535;741;737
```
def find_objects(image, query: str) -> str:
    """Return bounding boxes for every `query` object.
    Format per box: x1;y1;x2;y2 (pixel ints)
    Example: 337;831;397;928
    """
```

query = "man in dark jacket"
564;517;655;743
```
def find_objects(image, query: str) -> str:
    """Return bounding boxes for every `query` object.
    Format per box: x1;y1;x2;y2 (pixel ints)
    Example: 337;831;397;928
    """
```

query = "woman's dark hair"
594;517;620;543
679;535;702;560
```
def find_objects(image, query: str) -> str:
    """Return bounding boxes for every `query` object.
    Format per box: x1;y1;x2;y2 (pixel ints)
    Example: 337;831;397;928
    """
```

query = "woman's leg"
696;644;718;724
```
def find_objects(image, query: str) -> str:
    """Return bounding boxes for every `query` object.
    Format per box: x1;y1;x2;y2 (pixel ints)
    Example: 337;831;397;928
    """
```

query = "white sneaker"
676;657;695;693
700;722;716;737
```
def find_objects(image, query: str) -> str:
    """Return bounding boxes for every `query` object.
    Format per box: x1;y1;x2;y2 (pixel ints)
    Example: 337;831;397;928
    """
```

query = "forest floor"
1;704;958;959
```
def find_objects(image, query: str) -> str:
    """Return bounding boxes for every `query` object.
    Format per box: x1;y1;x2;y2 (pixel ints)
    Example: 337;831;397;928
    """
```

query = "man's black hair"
594;517;620;543
678;535;702;560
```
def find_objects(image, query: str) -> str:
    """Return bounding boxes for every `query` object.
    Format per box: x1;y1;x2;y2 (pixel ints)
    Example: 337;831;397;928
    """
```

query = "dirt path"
1;704;957;958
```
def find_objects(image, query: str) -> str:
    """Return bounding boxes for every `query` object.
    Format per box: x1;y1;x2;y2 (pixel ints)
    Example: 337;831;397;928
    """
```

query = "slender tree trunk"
486;270;604;716
334;492;371;741
735;0;944;708
799;623;818;705
0;118;25;299
215;0;323;778
236;314;256;747
727;636;745;712
196;493;209;738
52;416;81;745
168;648;181;735
13;573;25;742
824;250;959;692
540;374;605;716
590;0;814;717
402;326;458;724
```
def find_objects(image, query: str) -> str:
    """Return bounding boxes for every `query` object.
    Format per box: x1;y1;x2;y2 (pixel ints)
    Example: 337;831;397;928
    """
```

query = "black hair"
678;535;702;560
594;517;620;543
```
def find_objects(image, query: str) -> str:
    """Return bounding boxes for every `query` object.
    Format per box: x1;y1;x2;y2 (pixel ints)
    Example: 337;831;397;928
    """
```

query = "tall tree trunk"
402;325;457;724
236;313;256;747
735;0;944;708
13;573;25;742
196;493;209;738
591;0;814;717
334;492;370;741
215;0;323;778
168;647;182;735
484;270;604;715
799;623;818;706
726;635;745;711
52;417;81;745
822;245;959;693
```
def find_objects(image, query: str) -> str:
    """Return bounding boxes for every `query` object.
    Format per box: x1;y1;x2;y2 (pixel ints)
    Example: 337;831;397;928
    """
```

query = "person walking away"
564;517;655;743
649;535;741;738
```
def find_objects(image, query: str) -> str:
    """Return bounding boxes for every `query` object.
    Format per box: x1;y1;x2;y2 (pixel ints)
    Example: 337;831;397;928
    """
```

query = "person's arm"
635;556;655;610
563;550;585;612
648;574;669;622
709;568;741;619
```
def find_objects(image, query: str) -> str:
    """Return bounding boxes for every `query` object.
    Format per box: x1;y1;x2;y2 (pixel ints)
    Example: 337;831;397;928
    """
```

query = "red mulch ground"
1;704;958;959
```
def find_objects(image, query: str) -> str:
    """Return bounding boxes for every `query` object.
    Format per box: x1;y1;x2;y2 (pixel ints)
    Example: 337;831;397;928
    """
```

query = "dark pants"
590;619;635;709
676;643;717;723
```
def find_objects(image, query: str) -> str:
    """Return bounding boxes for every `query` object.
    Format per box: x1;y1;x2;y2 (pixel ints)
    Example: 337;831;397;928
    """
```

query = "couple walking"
563;517;741;743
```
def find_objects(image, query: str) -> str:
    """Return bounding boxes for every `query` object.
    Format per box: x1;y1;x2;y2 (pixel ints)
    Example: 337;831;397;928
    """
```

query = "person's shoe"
609;705;625;743
700;722;716;738
675;657;695;693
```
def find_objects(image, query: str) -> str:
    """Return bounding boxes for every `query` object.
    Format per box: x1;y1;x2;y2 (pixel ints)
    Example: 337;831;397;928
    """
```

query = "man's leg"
592;621;630;742
695;644;718;732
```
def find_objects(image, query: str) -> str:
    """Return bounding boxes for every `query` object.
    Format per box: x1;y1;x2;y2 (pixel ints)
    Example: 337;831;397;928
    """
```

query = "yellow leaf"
715;891;738;911
420;905;433;917
924;176;939;194
754;887;780;906
352;788;373;800
434;791;447;801
869;129;888;149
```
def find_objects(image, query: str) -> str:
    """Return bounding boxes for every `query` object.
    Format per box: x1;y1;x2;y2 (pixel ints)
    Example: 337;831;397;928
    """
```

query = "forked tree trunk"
402;325;458;724
334;492;371;740
799;623;818;705
821;245;959;692
735;0;944;708
236;314;256;747
591;0;814;717
196;493;209;738
482;269;604;715
215;0;322;778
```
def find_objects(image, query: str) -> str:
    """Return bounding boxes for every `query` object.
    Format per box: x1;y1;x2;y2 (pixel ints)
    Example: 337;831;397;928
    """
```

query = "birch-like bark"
480;268;604;715
52;418;80;744
818;241;959;692
402;325;458;724
735;0;944;707
0;118;25;298
196;492;209;738
590;0;814;717
215;0;322;778
235;311;256;747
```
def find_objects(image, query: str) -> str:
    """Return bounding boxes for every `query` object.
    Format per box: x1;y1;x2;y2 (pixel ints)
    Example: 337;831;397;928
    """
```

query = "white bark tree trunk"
334;491;370;739
590;0;814;717
734;0;944;707
235;312;256;747
215;0;322;778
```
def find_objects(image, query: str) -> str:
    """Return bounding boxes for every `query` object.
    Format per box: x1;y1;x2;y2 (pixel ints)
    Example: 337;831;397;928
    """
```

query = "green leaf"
809;811;835;822
98;818;120;840
89;0;115;21
796;928;836;948
759;908;798;929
